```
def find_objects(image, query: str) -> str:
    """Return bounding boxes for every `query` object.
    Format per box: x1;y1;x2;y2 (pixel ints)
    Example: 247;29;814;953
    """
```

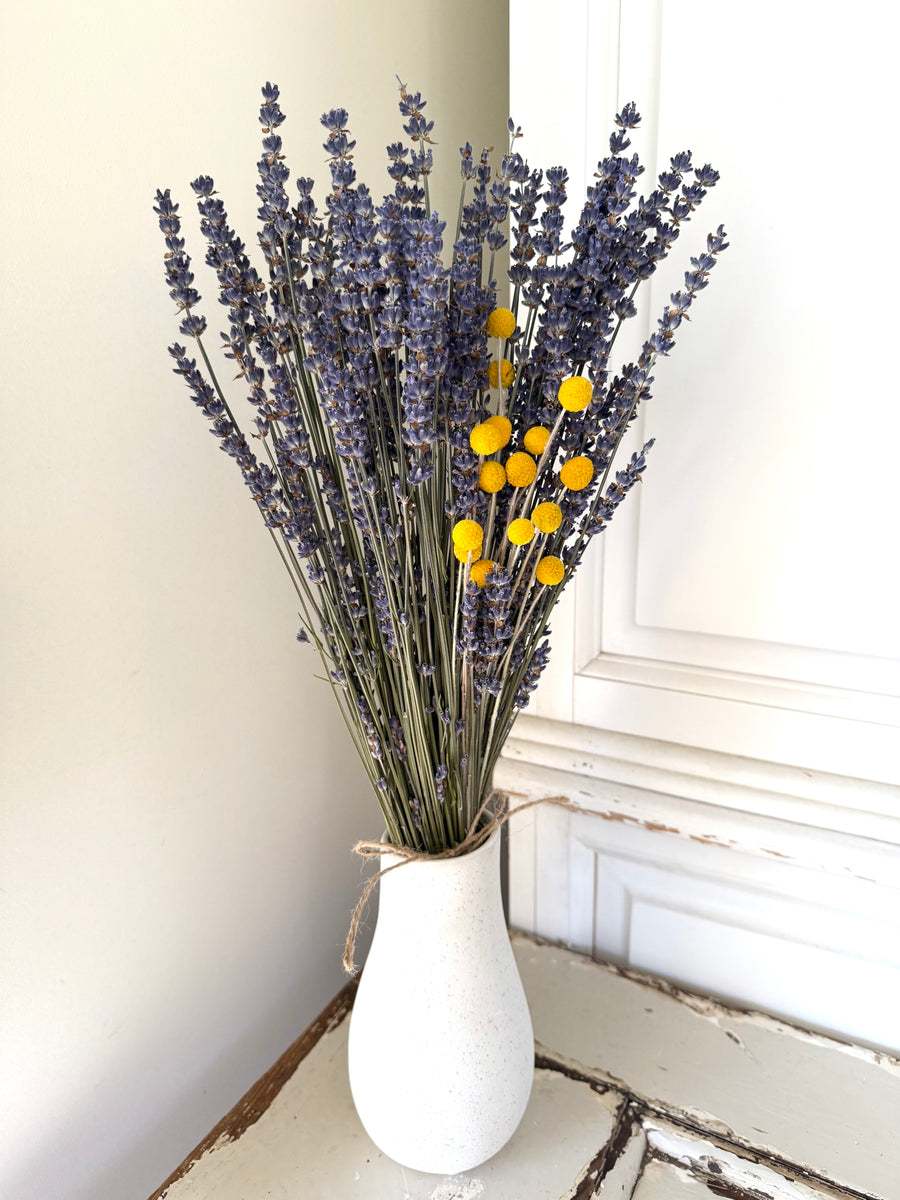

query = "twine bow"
343;791;578;973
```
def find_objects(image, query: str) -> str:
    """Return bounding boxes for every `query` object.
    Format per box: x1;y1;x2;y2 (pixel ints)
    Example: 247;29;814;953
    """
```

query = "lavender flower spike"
153;84;727;857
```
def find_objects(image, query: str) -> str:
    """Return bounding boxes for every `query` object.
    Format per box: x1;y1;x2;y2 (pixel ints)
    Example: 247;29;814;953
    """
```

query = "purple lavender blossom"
154;82;726;856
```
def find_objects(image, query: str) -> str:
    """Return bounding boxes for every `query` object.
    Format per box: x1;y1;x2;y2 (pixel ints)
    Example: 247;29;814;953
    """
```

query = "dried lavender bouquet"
154;83;726;854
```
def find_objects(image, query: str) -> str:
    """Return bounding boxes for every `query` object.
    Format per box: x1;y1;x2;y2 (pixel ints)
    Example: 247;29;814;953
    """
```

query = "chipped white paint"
152;934;900;1199
508;0;900;1057
501;719;900;852
630;1153;845;1200
599;1121;649;1200
516;937;900;1199
645;1118;850;1200
499;752;900;1051
629;1159;720;1200
348;831;534;1174
157;1017;621;1198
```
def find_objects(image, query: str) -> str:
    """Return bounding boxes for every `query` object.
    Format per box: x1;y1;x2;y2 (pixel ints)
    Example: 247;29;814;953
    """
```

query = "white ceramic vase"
347;827;534;1174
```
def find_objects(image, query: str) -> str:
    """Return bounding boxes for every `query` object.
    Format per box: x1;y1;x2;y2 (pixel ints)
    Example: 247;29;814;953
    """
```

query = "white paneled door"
505;0;900;1051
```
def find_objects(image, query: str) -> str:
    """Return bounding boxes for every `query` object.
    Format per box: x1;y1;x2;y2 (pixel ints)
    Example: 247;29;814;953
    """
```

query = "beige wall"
0;3;508;1197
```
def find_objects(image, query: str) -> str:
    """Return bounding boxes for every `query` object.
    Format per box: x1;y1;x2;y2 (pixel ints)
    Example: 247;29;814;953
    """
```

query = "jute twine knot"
343;791;577;973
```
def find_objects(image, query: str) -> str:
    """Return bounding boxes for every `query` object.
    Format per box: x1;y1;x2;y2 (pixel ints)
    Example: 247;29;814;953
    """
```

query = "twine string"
343;791;577;973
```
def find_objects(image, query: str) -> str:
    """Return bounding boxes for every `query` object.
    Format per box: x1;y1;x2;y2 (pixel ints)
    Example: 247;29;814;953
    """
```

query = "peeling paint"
690;832;737;848
595;809;639;825
555;949;900;1075
534;1051;612;1094
585;808;683;837
569;1101;643;1199
705;1173;774;1200
575;805;745;850
535;993;896;1199
657;1157;777;1200
535;1040;633;1097
678;1108;740;1140
647;1122;883;1200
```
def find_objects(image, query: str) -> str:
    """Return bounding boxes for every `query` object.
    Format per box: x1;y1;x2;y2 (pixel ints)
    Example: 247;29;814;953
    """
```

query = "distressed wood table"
150;933;899;1200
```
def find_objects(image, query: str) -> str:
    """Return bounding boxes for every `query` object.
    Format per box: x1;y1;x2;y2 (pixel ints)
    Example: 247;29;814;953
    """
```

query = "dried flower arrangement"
153;82;726;856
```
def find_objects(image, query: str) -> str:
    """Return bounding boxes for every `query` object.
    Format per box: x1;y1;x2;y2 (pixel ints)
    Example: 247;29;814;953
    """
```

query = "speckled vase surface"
347;827;534;1174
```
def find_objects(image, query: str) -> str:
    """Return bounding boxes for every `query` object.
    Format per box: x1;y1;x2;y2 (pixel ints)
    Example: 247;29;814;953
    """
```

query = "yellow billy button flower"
454;542;482;563
452;519;484;553
485;307;516;339
487;359;515;389
470;558;496;587
536;555;565;585
478;461;506;493
505;451;537;488
558;375;593;412
507;518;535;546
532;501;562;534
485;413;512;446
469;421;505;456
559;455;594;491
523;425;550;456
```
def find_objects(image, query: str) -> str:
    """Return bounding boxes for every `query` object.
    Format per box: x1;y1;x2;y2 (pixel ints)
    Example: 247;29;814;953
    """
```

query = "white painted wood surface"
152;936;900;1199
499;740;900;1052
641;1121;855;1200
508;0;900;1050
517;937;900;1200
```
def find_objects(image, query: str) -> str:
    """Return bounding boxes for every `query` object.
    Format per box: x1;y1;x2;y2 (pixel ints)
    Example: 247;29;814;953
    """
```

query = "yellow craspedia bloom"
487;359;515;390
559;455;594;491
532;501;563;534
470;558;496;587
454;542;482;563
507;518;535;546
558;375;593;412
479;461;506;493
505;451;537;488
523;425;550;456
486;307;516;339
469;422;505;456
452;519;484;552
536;556;565;586
485;413;512;445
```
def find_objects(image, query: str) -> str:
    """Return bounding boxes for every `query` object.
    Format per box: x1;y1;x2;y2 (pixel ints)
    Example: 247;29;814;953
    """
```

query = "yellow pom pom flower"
523;425;550;456
470;559;496;587
479;461;506;493
536;556;565;585
505;451;537;488
485;413;512;446
532;501;563;534
559;455;594;491
507;518;535;546
487;359;515;389
558;376;593;412
486;307;516;339
452;519;484;552
469;422;505;456
454;542;482;563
